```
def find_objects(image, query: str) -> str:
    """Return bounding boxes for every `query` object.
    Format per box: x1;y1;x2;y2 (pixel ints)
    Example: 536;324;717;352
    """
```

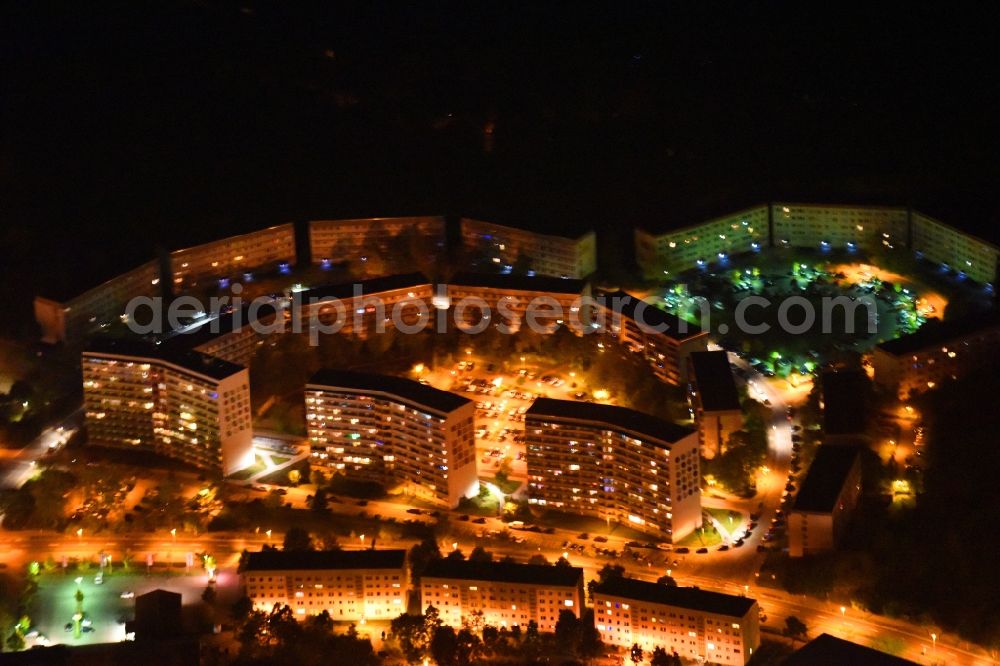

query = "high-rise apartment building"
306;370;478;507
526;398;701;543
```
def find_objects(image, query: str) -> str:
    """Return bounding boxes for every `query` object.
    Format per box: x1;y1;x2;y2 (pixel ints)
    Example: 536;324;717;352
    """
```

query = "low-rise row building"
687;351;743;458
305;369;479;508
593;577;760;666
82;338;254;476
526;398;702;543
420;559;585;632
241;549;408;621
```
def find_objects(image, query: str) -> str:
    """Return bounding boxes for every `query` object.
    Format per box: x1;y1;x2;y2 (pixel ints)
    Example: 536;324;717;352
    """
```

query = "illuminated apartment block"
308;216;446;270
688;351;743;458
911;211;999;285
772;203;908;253
788;445;862;558
596;291;708;385
82;338;253;475
420;560;584;632
872;315;1000;399
635;206;770;279
169;223;296;290
294;273;435;337
593;578;760;666
34;259;162;344
460;218;597;278
526;398;701;543
241;549;407;621
445;272;590;334
306;370;478;508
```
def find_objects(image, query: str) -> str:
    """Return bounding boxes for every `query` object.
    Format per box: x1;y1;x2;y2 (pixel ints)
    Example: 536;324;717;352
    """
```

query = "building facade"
788;445;862;557
241;550;408;621
871;316;1000;399
308;216;446;270
596;291;709;385
460;218;597;279
635;206;770;279
687;351;743;458
292;273;435;338
635;203;1000;286
526;398;701;543
420;560;585;632
771;203;908;253
34;259;162;344
593;578;760;666
445;272;590;334
169;223;296;290
306;370;478;508
910;211;999;285
82;339;253;475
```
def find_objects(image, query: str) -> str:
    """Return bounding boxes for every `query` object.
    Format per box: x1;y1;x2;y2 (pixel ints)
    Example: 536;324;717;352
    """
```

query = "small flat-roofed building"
241;549;408;621
595;290;709;385
820;369;870;441
785;633;918;665
788;445;862;557
872;315;1000;399
592;577;760;665
420;559;584;632
127;589;183;641
306;369;478;508
526;398;701;542
688;351;743;457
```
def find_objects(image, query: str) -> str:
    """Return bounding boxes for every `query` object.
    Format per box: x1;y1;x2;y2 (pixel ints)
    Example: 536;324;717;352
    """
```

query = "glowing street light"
76;528;83;539
170;528;177;540
931;632;937;652
840;605;846;618
265;529;272;540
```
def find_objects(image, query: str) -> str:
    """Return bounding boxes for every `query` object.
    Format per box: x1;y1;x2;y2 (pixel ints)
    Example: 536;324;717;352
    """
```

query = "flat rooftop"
83;337;245;381
527;397;694;445
308;369;471;414
422;559;583;588
593;578;756;618
599;290;703;341
877;314;1000;356
242;549;407;572
792;445;861;514
449;271;587;294
785;633;918;665
821;370;869;435
689;351;741;411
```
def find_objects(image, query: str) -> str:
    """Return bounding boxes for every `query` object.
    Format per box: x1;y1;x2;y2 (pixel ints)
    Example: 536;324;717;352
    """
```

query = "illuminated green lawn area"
257;458;309;485
706;508;745;539
532;510;650;541
228;454;267;480
675;522;724;548
268;454;290;466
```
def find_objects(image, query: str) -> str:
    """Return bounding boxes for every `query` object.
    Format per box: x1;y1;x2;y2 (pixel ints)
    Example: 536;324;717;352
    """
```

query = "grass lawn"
269;454;290;466
706;508;744;533
676;523;724;548
258;458;309;485
533;510;649;541
490;476;521;495
228;454;267;481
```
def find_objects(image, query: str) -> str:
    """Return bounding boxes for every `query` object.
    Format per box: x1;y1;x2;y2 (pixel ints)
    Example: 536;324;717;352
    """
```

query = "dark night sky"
1;2;998;324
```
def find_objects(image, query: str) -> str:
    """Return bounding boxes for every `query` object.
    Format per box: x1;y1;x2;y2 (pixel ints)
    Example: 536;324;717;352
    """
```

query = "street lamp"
931;632;937;653
76;528;83;539
840;605;846;618
170;528;177;540
265;529;272;540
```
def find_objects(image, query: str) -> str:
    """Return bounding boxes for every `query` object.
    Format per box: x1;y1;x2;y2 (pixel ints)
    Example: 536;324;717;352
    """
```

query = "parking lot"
416;355;615;485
